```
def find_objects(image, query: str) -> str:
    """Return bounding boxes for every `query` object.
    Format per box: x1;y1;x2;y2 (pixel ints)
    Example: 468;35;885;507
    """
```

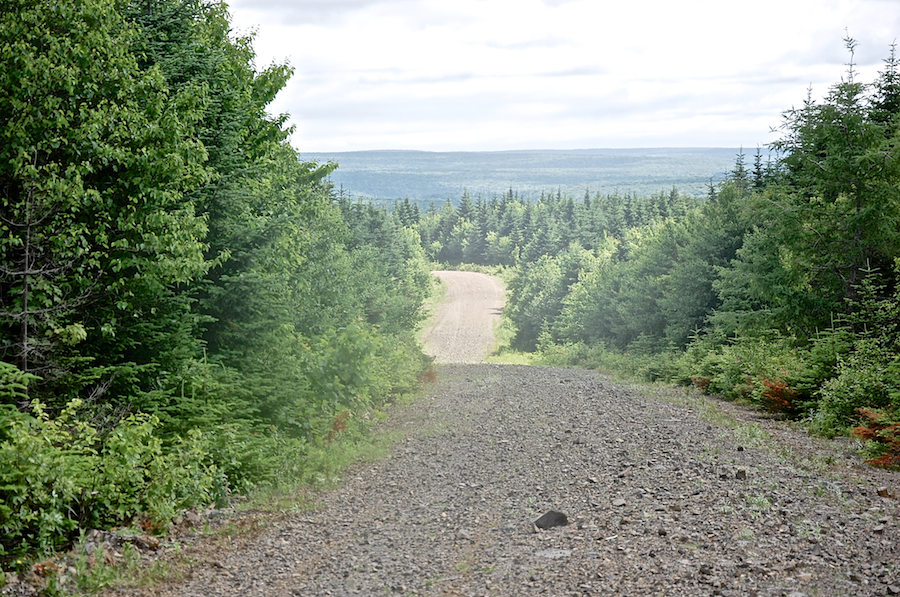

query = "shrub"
758;377;801;414
675;333;810;414
851;407;900;467
809;341;899;437
0;362;38;406
691;376;713;393
788;328;853;406
0;399;216;558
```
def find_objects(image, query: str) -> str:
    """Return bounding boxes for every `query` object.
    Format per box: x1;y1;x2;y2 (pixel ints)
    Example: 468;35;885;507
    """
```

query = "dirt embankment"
105;272;899;597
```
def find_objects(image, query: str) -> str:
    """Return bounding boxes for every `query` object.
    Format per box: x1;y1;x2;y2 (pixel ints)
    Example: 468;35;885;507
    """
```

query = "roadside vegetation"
0;0;433;576
2;0;898;589
409;39;900;469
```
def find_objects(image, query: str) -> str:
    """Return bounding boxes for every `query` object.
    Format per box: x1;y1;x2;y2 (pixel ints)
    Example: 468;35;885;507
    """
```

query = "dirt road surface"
420;271;505;363
106;273;899;597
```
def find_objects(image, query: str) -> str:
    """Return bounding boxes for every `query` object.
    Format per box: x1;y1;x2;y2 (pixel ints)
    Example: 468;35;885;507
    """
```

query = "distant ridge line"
304;148;751;201
305;147;747;154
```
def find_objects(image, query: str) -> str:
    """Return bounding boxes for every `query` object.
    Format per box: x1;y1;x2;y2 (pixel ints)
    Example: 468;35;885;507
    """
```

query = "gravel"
420;270;505;364
110;364;899;597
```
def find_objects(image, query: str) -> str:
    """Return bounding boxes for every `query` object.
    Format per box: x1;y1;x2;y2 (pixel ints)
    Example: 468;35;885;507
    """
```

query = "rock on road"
111;273;899;597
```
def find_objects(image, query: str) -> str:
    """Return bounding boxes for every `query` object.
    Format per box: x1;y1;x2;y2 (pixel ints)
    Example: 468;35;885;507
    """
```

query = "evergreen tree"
752;148;766;190
714;39;900;338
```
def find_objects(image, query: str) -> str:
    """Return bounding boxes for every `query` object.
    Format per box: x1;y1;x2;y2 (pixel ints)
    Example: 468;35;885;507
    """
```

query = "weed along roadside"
0;393;421;595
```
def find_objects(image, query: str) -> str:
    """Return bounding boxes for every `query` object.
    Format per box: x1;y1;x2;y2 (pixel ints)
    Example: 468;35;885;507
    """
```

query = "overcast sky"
227;0;900;152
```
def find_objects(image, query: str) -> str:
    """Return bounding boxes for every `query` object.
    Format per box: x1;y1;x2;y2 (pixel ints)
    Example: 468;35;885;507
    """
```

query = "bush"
0;362;38;406
852;407;900;468
537;339;679;384
0;399;216;558
788;328;853;405
673;333;814;416
809;341;899;437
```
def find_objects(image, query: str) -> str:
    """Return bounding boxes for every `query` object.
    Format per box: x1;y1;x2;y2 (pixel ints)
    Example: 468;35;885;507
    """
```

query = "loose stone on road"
121;365;899;597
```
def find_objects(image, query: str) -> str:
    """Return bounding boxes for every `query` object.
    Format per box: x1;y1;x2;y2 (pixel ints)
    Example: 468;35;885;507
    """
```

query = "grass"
417;273;448;335
487;316;534;365
240;418;403;515
72;544;190;595
796;519;821;541
744;494;772;518
625;380;782;456
733;422;771;449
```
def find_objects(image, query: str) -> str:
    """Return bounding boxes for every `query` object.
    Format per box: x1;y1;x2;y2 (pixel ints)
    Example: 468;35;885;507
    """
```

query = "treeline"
421;41;900;465
0;0;431;557
411;187;701;267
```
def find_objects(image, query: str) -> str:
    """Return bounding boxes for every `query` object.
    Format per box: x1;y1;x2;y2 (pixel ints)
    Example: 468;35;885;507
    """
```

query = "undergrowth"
0;375;431;595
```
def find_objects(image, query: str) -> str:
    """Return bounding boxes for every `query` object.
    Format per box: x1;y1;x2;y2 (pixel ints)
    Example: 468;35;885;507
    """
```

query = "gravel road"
420;270;505;364
109;273;899;597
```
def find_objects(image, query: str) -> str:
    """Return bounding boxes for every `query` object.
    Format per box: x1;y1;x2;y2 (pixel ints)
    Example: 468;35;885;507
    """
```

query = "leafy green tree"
0;0;209;401
666;185;748;343
507;243;598;350
551;237;621;345
811;267;900;432
0;0;435;558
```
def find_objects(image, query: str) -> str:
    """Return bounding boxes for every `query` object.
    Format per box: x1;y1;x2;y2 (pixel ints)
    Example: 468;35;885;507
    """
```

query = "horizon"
304;147;745;200
303;146;765;154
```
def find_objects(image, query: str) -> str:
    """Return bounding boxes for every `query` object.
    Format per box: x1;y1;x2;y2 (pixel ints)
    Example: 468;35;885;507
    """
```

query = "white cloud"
229;0;900;151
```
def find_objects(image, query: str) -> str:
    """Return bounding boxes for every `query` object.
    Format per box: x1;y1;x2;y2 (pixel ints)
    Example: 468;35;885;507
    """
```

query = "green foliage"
811;347;899;436
537;340;681;384
0;0;210;389
0;399;216;557
414;186;698;269
506;244;599;350
551;238;623;346
713;39;900;340
339;202;433;334
807;268;900;436
0;0;433;562
679;335;806;409
0;362;37;405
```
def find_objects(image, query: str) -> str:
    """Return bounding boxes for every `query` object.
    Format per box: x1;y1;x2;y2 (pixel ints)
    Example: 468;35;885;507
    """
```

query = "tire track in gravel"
114;274;900;597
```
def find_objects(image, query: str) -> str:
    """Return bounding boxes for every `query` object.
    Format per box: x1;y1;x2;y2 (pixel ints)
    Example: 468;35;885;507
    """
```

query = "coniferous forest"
1;0;899;569
408;38;900;471
0;0;432;558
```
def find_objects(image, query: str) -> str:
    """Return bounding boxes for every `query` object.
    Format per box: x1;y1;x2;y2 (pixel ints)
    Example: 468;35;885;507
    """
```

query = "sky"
227;0;900;152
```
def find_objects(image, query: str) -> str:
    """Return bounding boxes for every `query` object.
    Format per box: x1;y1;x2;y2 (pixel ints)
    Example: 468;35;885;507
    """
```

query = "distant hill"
301;148;755;203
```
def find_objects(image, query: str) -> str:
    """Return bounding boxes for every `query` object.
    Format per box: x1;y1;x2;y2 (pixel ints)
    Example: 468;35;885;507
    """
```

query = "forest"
2;0;899;576
402;38;900;470
0;0;432;561
307;147;741;201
